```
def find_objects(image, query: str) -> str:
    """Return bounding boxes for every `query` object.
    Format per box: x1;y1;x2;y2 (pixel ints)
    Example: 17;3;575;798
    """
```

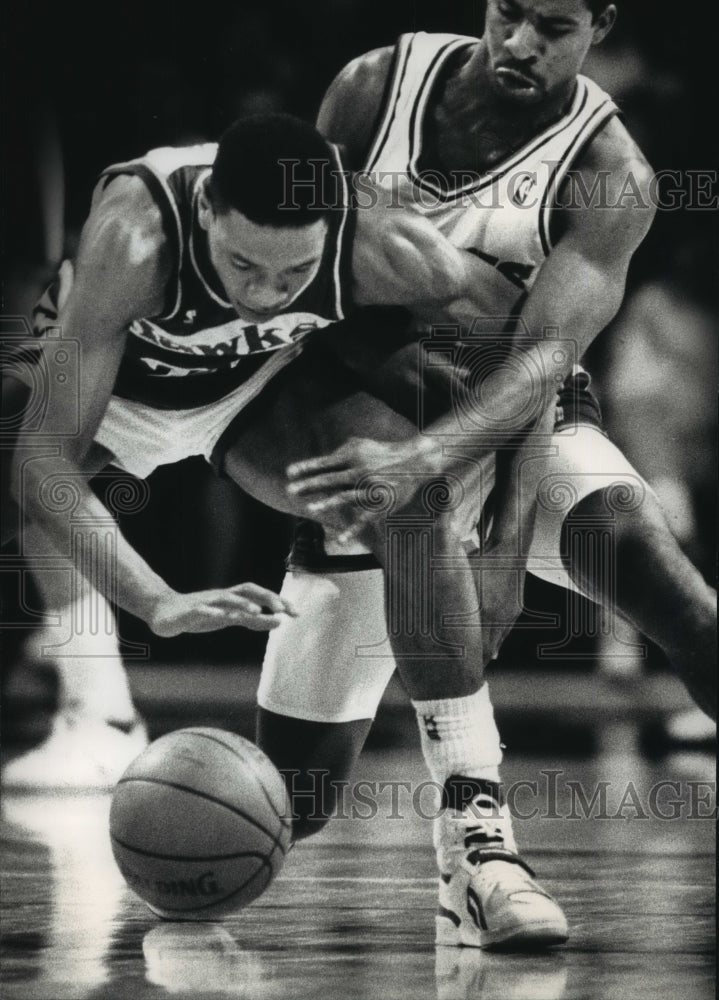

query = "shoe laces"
475;859;540;896
453;793;506;849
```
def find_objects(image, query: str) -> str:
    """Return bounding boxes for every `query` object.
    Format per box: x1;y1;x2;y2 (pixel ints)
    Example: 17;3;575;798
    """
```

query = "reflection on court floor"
1;746;715;1000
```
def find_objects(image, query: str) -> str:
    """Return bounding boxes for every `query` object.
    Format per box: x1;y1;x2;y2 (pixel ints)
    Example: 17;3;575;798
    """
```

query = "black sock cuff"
442;775;506;811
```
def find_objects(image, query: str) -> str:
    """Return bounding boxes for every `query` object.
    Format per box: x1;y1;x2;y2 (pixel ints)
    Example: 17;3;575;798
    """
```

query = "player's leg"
2;518;147;789
528;423;717;719
255;565;390;839
221;344;492;700
563;487;716;718
3;342;147;787
254;535;567;947
419;412;568;950
234;384;568;947
256;710;373;840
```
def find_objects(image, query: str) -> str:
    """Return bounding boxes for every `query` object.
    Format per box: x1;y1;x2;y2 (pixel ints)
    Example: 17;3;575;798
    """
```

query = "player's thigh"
526;424;649;592
258;567;395;723
221;346;416;515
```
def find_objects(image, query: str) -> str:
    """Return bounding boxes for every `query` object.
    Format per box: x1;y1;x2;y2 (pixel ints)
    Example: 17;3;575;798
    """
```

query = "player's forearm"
421;270;624;461
15;453;175;624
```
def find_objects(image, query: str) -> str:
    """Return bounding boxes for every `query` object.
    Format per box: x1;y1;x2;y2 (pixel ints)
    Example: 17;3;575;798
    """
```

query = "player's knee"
561;483;672;577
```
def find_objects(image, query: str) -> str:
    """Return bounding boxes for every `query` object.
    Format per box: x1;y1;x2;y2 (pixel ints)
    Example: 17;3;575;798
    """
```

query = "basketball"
109;727;292;920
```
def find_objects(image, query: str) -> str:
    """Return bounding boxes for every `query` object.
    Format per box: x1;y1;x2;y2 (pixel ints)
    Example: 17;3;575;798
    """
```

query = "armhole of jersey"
407;39;470;185
99;162;183;320
538;103;620;256
364;34;415;173
329;143;353;320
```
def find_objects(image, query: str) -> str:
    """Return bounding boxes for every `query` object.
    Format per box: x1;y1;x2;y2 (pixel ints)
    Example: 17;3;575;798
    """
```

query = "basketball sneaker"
434;776;569;950
2;713;148;790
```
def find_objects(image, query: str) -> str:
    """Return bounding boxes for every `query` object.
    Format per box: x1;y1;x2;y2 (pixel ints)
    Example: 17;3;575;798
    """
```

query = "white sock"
413;686;518;862
412;684;504;787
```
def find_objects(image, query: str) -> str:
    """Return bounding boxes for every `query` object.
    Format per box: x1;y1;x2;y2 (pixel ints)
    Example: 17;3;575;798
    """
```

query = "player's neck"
429;40;578;175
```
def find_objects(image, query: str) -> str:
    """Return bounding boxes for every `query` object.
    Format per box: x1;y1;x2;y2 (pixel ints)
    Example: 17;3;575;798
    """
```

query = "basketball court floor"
1;708;715;1000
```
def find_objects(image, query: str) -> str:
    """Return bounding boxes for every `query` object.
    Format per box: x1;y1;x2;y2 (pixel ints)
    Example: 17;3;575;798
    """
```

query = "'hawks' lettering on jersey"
365;32;619;308
34;142;353;410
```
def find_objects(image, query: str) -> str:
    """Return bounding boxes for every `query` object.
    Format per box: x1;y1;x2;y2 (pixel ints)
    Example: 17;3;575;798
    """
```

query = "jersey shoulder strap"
538;74;619;252
99;144;217;320
364;32;475;172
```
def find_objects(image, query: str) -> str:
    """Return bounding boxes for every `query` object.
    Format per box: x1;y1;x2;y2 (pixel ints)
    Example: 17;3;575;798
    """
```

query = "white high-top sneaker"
2;714;148;790
435;776;569;950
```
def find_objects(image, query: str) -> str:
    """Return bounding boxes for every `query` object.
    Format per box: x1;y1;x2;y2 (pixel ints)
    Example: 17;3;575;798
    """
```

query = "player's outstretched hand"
286;435;444;542
150;584;298;637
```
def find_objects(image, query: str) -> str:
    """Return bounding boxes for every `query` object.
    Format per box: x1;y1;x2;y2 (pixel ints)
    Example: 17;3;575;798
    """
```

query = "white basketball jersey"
365;32;619;301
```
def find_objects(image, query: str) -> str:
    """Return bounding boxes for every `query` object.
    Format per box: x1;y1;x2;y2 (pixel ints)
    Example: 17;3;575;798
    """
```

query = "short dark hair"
209;113;340;227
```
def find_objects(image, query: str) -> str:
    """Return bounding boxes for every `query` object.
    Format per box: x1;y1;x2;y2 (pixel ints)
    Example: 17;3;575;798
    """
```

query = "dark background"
2;0;716;669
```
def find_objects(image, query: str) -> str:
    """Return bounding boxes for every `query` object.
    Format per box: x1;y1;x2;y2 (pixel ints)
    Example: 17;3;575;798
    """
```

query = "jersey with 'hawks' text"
33;142;353;410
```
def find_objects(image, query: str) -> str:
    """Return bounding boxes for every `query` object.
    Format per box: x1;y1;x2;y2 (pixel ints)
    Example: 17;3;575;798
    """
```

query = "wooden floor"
1;735;715;1000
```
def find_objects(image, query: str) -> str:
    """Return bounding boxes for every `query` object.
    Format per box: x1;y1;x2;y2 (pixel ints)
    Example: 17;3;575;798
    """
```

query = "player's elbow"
614;158;657;247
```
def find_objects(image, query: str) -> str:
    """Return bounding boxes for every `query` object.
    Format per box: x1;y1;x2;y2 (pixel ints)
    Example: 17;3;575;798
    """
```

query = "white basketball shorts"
94;348;300;479
258;424;650;723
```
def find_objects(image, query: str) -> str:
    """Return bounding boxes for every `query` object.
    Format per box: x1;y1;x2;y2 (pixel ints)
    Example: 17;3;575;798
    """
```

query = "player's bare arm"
465;118;657;434
352;180;518;321
14;174;168;538
316;48;394;168
14;177;294;636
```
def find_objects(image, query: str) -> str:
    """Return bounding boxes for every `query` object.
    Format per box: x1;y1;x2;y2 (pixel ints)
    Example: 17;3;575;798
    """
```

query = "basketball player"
249;0;717;950
4;112;534;787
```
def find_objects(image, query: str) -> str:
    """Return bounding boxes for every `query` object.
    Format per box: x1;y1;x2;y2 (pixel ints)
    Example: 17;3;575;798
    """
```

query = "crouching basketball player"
5;112;533;788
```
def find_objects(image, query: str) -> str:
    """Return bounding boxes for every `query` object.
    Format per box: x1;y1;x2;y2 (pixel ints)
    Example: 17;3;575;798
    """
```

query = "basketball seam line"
181;729;292;840
115;776;284;850
110;834;268;863
180;729;293;835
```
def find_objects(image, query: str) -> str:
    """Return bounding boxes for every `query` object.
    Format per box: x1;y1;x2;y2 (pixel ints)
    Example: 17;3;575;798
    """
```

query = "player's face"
202;204;328;321
484;0;616;105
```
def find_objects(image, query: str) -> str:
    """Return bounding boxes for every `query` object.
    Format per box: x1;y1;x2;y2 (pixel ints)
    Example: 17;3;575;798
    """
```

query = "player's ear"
590;4;617;45
197;177;215;231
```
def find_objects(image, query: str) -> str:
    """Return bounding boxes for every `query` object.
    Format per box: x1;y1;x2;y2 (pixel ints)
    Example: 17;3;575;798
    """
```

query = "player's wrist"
410;434;445;475
143;585;181;636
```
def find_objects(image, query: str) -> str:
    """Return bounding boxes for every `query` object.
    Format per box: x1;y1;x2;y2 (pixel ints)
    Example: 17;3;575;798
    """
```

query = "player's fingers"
208;593;264;615
193;605;285;633
336;512;373;545
234;583;295;616
237;611;285;632
286;443;357;479
306;491;358;516
286;469;359;497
